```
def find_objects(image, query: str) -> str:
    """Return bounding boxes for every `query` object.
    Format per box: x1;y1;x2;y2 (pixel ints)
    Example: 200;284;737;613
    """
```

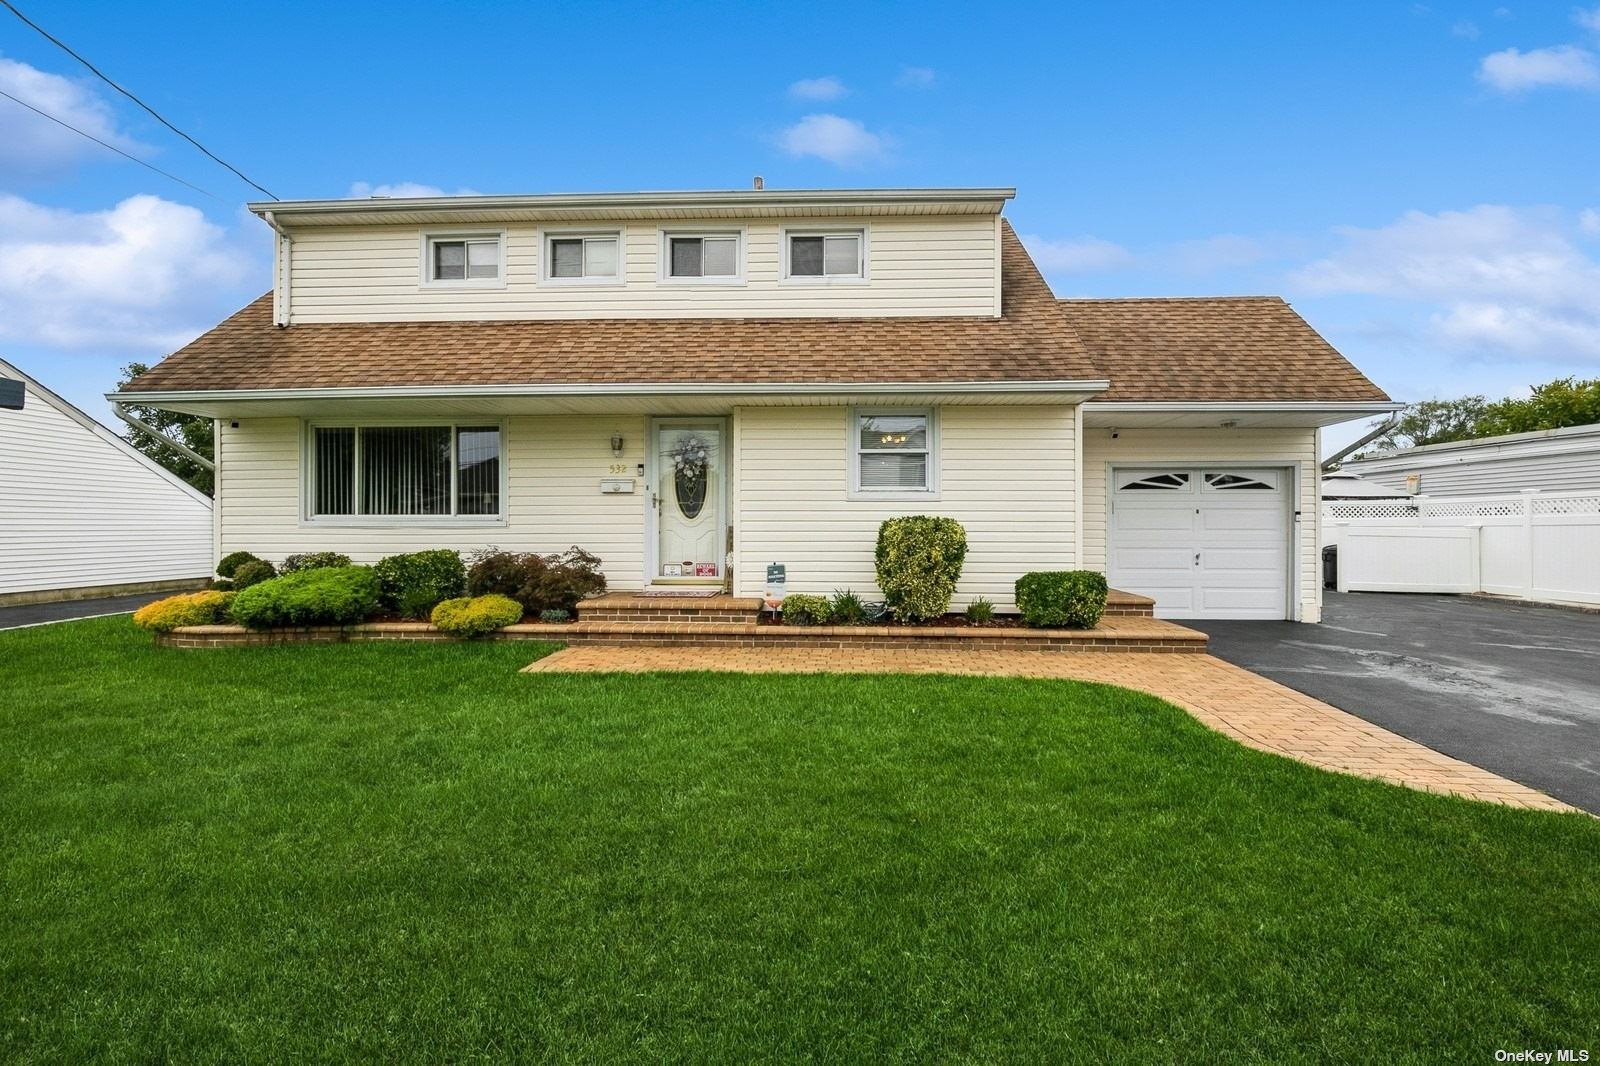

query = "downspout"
110;402;215;472
262;210;292;327
1320;411;1400;472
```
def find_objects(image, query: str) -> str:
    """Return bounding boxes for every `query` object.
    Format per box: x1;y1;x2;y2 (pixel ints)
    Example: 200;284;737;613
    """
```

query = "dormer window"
422;232;504;287
784;228;866;281
662;231;742;282
545;232;621;283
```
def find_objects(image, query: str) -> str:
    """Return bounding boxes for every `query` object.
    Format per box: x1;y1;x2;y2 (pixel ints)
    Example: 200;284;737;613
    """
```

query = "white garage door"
1108;468;1290;620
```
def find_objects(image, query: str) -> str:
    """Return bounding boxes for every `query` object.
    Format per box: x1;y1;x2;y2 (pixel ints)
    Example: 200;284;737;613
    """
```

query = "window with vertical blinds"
310;424;502;519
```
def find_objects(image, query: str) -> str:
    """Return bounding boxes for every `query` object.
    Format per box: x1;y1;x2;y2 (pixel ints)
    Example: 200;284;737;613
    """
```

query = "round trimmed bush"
431;594;524;637
874;515;967;622
132;590;236;633
780;593;832;626
231;559;278;590
1014;570;1108;629
215;551;261;579
230;565;381;629
374;549;467;619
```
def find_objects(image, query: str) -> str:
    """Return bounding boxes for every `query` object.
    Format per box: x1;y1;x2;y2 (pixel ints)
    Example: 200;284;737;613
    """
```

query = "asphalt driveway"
1193;592;1600;813
0;593;171;631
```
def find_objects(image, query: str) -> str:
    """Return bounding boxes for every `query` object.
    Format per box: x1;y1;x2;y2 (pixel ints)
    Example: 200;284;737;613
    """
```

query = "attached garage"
1107;467;1291;620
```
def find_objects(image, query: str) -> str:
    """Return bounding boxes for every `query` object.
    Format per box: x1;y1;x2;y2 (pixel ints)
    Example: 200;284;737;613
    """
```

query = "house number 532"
607;463;629;474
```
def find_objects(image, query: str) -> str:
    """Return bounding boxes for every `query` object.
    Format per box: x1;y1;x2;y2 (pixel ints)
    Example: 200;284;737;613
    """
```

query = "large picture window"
310;423;502;520
852;409;935;495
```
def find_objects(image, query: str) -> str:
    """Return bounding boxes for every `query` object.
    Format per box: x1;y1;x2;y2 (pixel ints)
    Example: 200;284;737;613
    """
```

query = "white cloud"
0;56;149;177
1478;44;1600;90
1291;205;1600;360
1020;234;1135;273
347;181;480;198
1162;234;1278;273
776;114;888;167
787;76;847;102
1576;6;1600;34
1452;20;1481;39
1581;207;1600;235
0;193;258;349
895;66;936;89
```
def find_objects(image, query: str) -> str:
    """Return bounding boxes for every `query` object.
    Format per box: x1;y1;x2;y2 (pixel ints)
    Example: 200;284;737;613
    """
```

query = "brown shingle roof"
121;222;1100;393
1058;296;1389;403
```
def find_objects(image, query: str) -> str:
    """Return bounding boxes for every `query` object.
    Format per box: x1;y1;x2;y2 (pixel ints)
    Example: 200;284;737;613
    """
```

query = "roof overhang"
250;187;1016;227
1081;401;1403;429
109;378;1109;419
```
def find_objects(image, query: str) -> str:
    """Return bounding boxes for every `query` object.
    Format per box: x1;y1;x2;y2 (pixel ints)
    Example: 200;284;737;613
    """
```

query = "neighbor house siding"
1081;427;1321;621
216;415;650;588
287;216;998;322
732;405;1077;611
0;374;212;600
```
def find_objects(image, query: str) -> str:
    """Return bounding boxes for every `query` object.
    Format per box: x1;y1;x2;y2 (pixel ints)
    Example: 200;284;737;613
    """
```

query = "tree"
1476;377;1600;437
115;363;214;495
1366;395;1489;451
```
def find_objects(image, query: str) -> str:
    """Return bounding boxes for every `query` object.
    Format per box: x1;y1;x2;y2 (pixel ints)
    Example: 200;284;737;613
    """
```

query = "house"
1321;471;1414;501
1340;423;1600;498
109;187;1395;621
0;357;213;605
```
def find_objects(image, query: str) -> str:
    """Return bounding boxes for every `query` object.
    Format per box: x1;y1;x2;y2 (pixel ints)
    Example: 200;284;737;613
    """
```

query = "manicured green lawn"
2;618;1597;1062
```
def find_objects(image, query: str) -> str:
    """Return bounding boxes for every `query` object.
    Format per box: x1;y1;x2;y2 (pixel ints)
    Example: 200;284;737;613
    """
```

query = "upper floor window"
663;232;742;281
545;232;621;282
785;229;865;280
422;233;504;287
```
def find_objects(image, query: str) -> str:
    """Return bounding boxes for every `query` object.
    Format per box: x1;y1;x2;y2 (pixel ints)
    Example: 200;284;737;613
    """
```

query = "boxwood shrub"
230;566;381;629
231;559;278;591
874;516;967;622
780;593;831;626
215;551;261;580
1014;570;1108;629
431;594;524;637
131;590;235;633
374;549;466;619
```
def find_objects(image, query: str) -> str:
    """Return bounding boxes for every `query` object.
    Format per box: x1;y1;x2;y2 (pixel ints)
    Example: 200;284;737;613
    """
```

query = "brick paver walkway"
524;646;1577;813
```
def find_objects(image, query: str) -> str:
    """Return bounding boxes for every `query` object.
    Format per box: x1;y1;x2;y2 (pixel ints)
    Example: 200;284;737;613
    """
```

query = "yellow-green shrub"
132;590;236;633
430;594;524;637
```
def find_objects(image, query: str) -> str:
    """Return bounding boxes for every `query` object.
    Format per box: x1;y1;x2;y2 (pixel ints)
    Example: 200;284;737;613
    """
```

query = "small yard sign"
763;563;786;612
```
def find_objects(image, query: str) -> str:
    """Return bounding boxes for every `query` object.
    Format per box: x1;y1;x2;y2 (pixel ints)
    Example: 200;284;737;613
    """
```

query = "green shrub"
132;590;235;633
467;547;606;615
1014;570;1108;629
281;551;352;574
538;608;571;623
965;596;995;624
211;579;234;592
215;551;260;579
781;593;832;626
373;549;466;619
874;516;967;622
230;566;381;629
231;559;278;591
431;594;524;637
828;589;869;625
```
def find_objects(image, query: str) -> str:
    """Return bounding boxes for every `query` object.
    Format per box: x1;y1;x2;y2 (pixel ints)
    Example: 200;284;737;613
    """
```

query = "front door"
649;419;727;584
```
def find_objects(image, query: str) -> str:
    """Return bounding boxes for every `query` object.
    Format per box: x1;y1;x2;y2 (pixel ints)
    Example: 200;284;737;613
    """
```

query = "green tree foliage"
1369;396;1489;451
115;363;214;495
1364;377;1600;455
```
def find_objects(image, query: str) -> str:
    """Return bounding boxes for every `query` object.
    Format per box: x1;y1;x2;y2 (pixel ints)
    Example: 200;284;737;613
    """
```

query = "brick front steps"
156;614;1206;654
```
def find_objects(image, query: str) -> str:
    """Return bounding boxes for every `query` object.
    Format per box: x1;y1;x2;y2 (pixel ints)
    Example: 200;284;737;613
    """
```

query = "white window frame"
781;225;869;284
301;418;508;527
539;227;624;286
847;407;939;500
658;227;746;285
419;230;507;289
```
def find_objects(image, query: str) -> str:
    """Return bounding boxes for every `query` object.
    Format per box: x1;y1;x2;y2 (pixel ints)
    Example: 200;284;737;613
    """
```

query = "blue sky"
2;0;1598;454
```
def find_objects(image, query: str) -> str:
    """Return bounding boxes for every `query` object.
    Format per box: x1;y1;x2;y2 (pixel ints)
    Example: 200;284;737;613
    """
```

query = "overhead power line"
0;0;279;200
0;87;220;201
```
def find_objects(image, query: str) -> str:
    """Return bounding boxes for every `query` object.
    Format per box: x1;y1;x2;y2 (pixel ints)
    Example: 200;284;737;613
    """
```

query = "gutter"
262;210;292;327
1320;411;1400;472
110;401;215;472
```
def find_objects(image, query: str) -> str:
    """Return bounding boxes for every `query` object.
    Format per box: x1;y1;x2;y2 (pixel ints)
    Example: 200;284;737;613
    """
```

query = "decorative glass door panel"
654;422;723;581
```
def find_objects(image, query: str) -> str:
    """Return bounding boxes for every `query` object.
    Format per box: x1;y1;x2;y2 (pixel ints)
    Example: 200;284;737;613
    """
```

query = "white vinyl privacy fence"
1323;491;1600;606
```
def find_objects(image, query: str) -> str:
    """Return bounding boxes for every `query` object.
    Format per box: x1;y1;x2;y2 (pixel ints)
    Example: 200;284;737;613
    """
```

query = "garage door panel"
1116;546;1195;571
1196;587;1285;616
1199;507;1282;533
1114;506;1196;533
1198;547;1284;574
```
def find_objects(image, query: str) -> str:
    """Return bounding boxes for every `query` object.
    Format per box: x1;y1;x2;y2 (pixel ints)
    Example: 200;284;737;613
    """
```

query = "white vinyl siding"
732;405;1076;612
1082;427;1321;622
216;415;648;588
0;372;212;599
287;216;997;321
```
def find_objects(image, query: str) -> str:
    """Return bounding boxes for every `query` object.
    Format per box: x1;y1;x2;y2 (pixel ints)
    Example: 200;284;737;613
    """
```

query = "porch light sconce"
610;434;625;458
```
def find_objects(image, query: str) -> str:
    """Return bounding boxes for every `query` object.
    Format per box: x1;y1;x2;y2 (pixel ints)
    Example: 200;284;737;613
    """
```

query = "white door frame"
645;416;730;586
1106;462;1297;620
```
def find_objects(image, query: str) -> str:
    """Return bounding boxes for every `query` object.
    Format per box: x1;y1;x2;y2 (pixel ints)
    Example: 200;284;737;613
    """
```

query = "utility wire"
0;0;279;199
0;87;221;201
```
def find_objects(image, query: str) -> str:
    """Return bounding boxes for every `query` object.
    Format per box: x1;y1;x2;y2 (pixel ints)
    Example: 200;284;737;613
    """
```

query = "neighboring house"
0;358;213;605
1341;423;1600;498
1321;471;1413;501
109;187;1394;621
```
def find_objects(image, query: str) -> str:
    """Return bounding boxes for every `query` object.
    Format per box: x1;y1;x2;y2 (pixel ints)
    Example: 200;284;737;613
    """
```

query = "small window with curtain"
663;232;741;281
309;423;503;520
853;410;934;494
545;232;621;282
785;229;865;280
423;233;503;286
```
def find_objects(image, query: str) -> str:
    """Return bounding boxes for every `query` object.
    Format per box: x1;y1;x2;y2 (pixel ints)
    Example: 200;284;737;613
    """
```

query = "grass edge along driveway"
3;617;1596;1063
